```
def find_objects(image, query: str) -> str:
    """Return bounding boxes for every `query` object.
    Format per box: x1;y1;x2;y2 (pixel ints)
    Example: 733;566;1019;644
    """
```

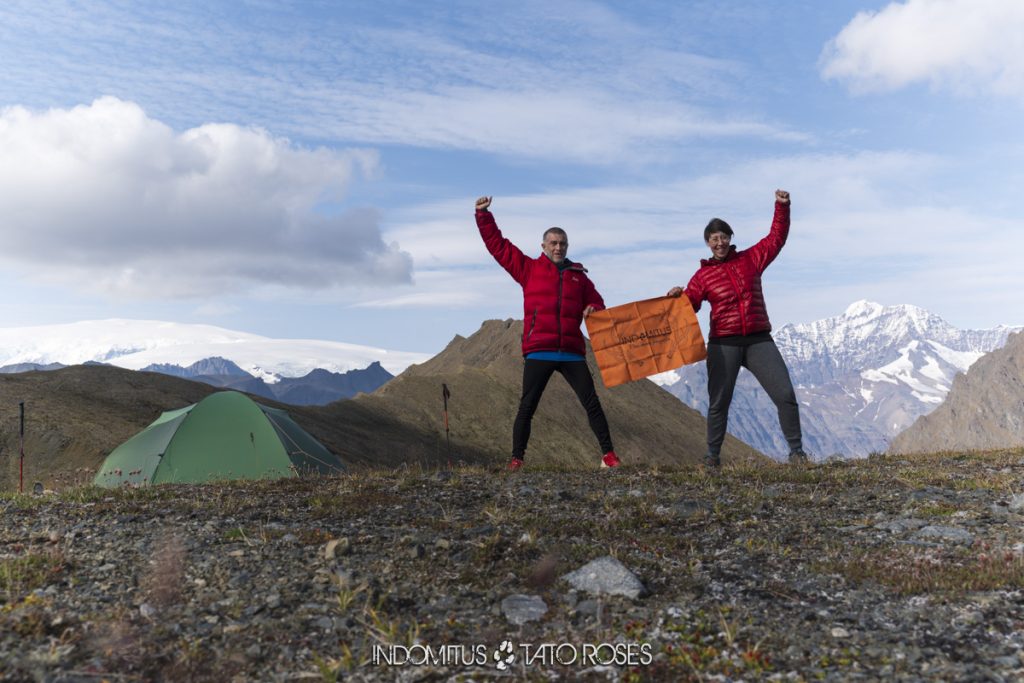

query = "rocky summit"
5;450;1024;681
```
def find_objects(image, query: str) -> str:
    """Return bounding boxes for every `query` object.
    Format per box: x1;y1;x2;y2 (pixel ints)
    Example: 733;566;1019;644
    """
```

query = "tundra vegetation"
3;449;1024;680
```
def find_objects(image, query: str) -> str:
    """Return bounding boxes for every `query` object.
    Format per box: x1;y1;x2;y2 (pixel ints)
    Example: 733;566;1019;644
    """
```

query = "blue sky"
1;0;1023;355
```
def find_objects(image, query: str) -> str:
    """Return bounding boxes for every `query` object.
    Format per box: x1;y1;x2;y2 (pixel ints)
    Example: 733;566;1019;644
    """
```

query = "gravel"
4;452;1024;681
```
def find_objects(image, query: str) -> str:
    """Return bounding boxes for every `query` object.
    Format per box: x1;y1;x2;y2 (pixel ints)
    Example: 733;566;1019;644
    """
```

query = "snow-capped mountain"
0;319;430;382
656;301;1023;459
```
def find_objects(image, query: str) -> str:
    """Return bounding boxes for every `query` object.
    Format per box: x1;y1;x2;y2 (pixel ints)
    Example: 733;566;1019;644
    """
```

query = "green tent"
94;391;344;487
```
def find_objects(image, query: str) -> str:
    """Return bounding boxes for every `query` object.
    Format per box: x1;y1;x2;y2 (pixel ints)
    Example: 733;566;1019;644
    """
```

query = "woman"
667;189;807;467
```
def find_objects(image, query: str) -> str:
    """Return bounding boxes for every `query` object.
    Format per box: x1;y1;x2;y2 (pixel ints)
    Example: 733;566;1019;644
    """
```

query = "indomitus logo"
372;641;653;669
617;327;671;346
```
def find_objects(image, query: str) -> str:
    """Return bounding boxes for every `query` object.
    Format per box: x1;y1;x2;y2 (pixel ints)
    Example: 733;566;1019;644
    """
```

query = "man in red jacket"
476;195;619;471
668;190;807;468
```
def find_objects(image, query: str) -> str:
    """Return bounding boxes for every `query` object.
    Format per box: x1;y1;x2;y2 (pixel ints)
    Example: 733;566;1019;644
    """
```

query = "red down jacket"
477;209;605;356
684;201;790;339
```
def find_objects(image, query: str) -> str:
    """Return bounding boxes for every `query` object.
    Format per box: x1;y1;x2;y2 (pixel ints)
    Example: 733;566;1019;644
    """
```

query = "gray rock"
875;518;927;533
324;538;351;559
500;593;548;625
1008;494;1024;512
992;655;1019;668
908;488;940;501
913;525;974;545
657;500;708;520
990;504;1010;517
561;556;646;599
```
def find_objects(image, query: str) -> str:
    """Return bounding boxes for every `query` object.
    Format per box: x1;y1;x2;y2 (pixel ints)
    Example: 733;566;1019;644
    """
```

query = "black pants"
706;340;802;456
512;359;614;459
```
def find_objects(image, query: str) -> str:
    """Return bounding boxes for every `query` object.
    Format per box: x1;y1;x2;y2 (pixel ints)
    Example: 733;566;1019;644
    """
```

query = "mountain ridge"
658;300;1022;458
890;330;1024;453
0;319;430;380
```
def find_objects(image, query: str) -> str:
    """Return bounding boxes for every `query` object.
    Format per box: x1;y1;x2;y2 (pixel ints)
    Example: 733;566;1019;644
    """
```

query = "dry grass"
0;550;65;605
820;543;1024;595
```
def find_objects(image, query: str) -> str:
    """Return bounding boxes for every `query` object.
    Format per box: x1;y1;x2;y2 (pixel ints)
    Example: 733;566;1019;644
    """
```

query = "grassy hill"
329;319;763;469
0;365;218;490
0;365;447;491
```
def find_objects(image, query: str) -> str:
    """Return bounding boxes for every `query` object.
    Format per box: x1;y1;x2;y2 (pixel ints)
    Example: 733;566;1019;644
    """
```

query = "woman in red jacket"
668;190;807;467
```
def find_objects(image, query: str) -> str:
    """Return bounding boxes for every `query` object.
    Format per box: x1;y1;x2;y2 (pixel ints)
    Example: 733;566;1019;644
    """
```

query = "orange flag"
585;295;707;388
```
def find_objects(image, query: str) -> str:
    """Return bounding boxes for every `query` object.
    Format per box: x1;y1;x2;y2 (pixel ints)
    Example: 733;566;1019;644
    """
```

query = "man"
475;195;619;470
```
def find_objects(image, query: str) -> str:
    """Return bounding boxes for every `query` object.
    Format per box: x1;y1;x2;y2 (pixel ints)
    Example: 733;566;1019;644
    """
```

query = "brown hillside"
326;319;764;468
890;331;1024;454
0;366;218;490
0;366;448;491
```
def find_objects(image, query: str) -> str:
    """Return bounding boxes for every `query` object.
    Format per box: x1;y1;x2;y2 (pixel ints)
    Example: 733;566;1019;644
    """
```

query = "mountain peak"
844;300;884;318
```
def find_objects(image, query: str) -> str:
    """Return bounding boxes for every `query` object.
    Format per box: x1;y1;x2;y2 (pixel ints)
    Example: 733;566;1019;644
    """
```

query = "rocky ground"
5;450;1024;682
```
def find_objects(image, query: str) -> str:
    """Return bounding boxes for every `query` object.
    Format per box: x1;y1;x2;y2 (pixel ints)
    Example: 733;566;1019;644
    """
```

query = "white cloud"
0;97;412;297
821;0;1024;97
370;149;1024;334
0;3;804;166
384;149;939;270
290;84;807;166
193;301;241;318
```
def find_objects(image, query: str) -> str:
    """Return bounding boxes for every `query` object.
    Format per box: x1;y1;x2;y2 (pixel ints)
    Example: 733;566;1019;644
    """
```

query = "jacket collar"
540;254;588;273
700;245;737;267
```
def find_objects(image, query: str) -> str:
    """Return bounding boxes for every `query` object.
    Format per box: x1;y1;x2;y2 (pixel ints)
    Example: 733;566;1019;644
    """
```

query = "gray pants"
706;340;802;456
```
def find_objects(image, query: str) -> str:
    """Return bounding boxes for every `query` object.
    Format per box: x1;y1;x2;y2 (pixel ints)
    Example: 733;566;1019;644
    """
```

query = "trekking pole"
19;402;25;494
442;384;452;468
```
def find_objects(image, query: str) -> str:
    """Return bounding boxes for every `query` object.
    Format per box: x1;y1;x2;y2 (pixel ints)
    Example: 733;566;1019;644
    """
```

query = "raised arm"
475;196;531;285
748;189;791;274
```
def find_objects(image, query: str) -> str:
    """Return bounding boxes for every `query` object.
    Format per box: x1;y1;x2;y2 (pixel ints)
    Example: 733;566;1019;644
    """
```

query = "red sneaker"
508;458;524;471
601;451;620;468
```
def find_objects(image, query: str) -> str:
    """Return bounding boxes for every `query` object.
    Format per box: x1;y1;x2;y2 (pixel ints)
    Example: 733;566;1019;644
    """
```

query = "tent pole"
442;384;451;469
19;402;25;494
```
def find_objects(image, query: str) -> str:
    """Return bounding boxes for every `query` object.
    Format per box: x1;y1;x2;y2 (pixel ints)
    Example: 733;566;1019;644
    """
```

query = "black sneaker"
788;449;810;465
703;451;721;468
